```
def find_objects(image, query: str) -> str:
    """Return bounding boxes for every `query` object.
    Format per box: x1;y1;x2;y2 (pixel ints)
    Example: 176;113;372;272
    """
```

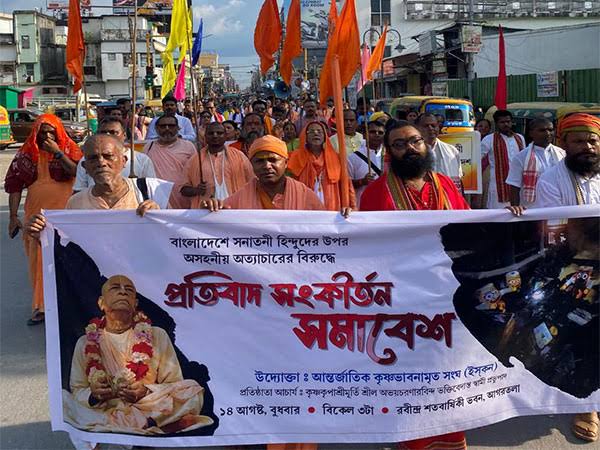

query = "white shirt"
73;151;156;192
431;139;463;187
505;143;565;207
481;132;526;208
347;144;384;208
330;132;364;154
145;113;197;142
533;159;600;208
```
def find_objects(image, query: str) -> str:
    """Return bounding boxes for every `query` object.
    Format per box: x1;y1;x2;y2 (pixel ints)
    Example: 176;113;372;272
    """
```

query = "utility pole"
466;0;475;100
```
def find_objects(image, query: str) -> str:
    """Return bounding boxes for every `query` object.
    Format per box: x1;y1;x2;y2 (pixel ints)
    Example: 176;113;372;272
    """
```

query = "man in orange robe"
287;120;355;214
5;114;82;325
203;135;324;211
181;122;254;208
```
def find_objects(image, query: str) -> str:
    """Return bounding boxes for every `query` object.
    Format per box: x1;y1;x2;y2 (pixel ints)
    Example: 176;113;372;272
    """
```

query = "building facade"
355;0;600;100
13;10;67;87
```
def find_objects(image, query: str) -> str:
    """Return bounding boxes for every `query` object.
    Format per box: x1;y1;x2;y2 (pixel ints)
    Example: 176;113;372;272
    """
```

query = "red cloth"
398;431;467;449
494;25;507;109
360;172;470;211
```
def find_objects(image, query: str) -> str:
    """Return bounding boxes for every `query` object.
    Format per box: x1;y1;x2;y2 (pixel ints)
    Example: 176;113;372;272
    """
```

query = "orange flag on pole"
254;0;282;75
280;0;301;85
334;0;361;88
319;0;360;103
366;25;387;81
328;0;338;30
66;0;85;93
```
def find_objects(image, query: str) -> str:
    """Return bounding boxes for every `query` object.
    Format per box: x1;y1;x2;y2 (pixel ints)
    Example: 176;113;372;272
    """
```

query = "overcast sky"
0;0;274;87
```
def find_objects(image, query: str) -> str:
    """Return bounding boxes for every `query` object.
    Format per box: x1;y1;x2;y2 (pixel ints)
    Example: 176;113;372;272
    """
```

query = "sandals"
26;311;45;326
572;412;599;442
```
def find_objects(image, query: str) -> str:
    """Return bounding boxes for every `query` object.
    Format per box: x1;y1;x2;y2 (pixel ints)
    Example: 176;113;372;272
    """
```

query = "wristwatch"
54;151;64;160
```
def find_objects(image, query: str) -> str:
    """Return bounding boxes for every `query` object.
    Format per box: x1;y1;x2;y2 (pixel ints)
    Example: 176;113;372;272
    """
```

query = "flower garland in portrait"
84;311;153;388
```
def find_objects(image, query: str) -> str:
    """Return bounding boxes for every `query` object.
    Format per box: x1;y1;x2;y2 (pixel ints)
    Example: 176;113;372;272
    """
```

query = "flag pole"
185;19;205;185
331;55;350;208
359;57;372;177
128;8;138;178
81;72;91;136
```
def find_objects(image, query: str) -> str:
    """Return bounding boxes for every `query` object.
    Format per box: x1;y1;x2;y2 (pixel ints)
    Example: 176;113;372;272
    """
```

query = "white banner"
42;207;600;447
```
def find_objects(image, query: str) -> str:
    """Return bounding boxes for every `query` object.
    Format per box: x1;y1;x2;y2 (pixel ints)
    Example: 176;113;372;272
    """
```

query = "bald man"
26;135;171;238
64;275;213;438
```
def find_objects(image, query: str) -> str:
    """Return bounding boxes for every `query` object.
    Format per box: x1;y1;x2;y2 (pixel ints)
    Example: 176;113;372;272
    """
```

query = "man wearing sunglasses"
347;120;386;209
73;118;156;193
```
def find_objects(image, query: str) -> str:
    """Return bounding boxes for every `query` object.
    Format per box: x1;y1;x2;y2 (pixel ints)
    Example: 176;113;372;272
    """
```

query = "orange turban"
558;113;600;139
248;135;289;160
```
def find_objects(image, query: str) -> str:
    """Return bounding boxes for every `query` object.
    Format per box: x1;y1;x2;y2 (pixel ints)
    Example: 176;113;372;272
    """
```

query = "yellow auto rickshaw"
485;102;600;137
0;105;15;150
390;96;475;133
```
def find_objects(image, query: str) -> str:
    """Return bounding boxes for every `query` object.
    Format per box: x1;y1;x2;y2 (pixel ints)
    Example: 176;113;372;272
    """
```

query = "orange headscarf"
288;120;341;185
557;113;600;139
21;113;82;163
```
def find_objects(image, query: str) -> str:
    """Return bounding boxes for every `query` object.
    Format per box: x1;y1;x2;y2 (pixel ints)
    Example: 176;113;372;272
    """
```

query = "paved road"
0;146;596;450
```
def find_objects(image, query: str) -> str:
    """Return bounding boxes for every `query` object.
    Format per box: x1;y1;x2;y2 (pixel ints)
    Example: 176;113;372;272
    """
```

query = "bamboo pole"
331;55;349;208
359;62;372;176
128;10;138;178
81;74;91;136
185;17;205;185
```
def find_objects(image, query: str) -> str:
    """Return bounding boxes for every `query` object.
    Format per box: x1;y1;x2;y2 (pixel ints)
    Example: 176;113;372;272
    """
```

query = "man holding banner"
361;121;469;211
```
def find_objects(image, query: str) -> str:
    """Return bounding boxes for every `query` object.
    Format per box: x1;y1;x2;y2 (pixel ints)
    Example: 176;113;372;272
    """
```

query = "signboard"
301;0;331;48
536;72;560;98
47;0;91;10
114;0;172;16
43;208;599;447
439;131;482;194
431;81;448;97
461;25;483;53
382;60;395;77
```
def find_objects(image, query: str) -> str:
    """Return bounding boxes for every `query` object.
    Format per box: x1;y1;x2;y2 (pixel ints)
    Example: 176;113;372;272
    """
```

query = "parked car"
8;108;88;143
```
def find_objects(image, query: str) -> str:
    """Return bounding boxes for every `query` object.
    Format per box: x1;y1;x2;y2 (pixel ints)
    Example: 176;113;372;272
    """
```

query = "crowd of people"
4;89;600;448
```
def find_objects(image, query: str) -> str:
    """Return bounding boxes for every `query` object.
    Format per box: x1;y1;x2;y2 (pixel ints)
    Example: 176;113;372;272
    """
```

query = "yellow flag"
161;0;192;98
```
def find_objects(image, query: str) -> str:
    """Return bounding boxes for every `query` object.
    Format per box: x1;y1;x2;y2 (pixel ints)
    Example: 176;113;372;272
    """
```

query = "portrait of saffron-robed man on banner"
62;275;214;436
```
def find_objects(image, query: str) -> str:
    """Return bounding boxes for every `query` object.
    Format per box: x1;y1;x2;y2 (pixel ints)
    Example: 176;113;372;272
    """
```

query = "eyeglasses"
369;130;385;136
390;136;425;150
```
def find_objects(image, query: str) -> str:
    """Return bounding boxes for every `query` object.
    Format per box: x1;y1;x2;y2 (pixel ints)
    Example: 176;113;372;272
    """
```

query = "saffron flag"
191;19;203;67
356;43;371;92
280;0;301;85
328;0;337;30
319;0;360;104
65;0;86;93
366;25;387;81
254;0;282;75
161;0;192;98
494;25;507;109
174;58;186;100
318;0;338;103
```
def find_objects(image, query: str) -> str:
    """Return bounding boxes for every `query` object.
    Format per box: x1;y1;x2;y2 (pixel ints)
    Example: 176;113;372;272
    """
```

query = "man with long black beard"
533;113;600;208
360;120;469;211
529;113;600;443
359;122;470;450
